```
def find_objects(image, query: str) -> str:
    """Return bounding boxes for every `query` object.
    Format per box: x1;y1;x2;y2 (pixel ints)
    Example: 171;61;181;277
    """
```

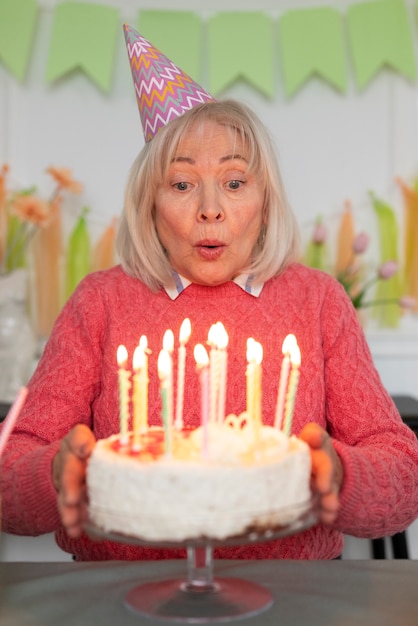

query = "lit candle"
132;344;146;451
246;338;256;419
117;344;131;445
158;348;172;455
282;343;301;437
138;334;149;432
208;323;220;423
254;340;263;427
274;333;297;429
175;318;191;431
163;329;174;426
194;343;210;458
246;338;263;432
216;322;228;423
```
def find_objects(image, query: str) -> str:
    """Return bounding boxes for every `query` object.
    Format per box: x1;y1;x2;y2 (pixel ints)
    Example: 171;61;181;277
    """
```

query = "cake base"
125;577;273;623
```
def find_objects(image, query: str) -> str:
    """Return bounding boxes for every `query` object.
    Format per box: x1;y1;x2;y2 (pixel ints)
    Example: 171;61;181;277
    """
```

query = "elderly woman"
1;30;418;562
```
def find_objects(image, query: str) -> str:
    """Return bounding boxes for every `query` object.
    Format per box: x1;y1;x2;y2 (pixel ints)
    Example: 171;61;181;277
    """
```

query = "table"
1;560;417;625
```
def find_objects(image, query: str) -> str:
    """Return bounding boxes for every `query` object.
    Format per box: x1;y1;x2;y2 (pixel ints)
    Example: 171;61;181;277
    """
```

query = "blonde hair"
116;99;300;291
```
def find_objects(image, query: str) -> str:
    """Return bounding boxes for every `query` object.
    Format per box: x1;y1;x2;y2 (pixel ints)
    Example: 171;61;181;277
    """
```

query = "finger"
299;422;326;450
65;424;96;459
310;448;334;494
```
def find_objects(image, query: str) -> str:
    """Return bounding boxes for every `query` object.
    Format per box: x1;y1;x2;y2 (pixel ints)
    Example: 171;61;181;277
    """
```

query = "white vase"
0;269;36;402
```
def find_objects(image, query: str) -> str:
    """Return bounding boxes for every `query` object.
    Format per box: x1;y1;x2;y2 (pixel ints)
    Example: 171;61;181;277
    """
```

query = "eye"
227;180;243;190
174;182;189;191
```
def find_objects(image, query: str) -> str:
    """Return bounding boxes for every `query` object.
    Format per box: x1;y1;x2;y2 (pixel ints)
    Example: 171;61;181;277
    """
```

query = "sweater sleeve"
321;278;418;538
0;275;104;536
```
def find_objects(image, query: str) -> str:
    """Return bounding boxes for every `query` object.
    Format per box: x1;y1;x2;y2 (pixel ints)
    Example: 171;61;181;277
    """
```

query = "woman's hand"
299;423;343;525
52;424;96;538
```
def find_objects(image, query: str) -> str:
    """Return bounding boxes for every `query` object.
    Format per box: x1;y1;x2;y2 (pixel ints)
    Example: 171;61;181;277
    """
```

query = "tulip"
352;232;370;254
378;260;398;280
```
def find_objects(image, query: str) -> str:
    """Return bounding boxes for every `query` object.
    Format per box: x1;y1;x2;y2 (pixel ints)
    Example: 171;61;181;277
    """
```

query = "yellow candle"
132;344;146;451
274;334;297;429
116;344;131;446
138;334;149;432
246;338;263;435
175;318;191;431
283;344;301;437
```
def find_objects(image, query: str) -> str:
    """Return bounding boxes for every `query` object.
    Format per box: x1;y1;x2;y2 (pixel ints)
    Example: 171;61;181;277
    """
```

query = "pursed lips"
194;239;226;259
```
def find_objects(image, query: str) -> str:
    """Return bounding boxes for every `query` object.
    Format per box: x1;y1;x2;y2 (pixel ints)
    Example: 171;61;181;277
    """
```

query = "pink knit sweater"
2;263;418;560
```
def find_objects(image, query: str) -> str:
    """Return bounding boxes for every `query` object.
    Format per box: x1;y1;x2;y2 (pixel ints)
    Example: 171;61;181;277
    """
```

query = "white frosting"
87;420;312;543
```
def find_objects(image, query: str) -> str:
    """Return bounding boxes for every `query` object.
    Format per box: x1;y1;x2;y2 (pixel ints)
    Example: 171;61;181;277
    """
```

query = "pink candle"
274;334;297;429
208;323;220;423
0;387;28;459
194;343;210;458
216;323;228;423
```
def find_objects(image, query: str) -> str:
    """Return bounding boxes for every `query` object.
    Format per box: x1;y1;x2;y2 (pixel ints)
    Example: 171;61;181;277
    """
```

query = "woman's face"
154;120;265;286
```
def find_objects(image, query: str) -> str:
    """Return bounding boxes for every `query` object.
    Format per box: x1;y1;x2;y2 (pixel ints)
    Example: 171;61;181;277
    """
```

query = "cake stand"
86;499;317;623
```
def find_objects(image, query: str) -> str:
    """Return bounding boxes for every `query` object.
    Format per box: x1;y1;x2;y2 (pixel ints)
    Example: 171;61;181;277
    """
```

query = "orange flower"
46;166;84;194
11;195;52;227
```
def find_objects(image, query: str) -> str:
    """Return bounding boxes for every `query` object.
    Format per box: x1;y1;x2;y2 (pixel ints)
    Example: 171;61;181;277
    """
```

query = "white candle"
163;329;174;427
283;343;301;437
246;338;256;419
175;318;191;431
194;343;210;458
274;334;297;429
117;344;131;445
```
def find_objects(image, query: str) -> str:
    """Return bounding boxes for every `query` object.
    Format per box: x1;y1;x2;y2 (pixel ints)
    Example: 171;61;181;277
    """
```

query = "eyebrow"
171;154;248;164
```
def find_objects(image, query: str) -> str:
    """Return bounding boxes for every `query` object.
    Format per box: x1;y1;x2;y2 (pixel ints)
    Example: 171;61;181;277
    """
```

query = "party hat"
123;24;215;142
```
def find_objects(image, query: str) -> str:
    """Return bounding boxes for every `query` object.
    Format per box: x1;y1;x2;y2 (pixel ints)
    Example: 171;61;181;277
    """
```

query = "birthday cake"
86;417;312;543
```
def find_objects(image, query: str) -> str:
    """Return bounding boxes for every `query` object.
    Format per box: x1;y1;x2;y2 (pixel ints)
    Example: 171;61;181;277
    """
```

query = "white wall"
1;0;418;561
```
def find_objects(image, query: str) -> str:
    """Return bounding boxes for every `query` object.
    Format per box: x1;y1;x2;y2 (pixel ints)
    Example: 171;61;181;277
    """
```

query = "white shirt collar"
164;272;264;300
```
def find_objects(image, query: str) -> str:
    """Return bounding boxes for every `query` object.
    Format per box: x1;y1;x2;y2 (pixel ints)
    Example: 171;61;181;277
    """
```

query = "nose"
197;185;225;222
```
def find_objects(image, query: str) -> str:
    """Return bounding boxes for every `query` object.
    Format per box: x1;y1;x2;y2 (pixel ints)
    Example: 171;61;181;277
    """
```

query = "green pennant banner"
208;13;274;97
278;7;347;97
347;0;416;90
138;11;202;82
45;2;119;92
0;0;38;81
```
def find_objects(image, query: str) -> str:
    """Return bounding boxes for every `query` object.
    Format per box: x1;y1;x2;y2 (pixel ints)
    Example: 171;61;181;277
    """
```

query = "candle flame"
208;321;228;349
282;333;297;355
133;345;145;371
139;335;148;350
163;329;174;353
179;318;191;344
194;343;209;367
158;349;171;379
289;344;301;367
117;344;128;366
247;338;263;364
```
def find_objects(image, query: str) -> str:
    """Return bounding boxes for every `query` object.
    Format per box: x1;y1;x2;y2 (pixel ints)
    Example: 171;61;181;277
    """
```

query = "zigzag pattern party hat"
123;24;216;142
